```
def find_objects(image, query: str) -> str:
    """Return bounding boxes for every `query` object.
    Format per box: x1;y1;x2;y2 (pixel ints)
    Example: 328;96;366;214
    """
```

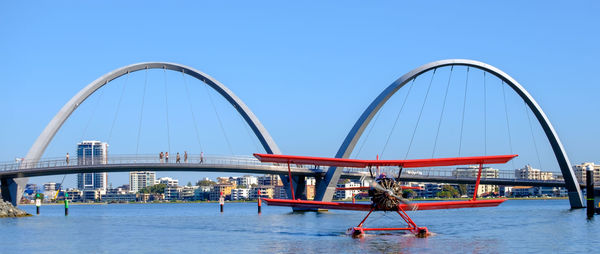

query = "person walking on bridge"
176;152;181;163
165;152;169;163
159;152;164;163
66;153;70;165
200;151;204;164
184;151;188;163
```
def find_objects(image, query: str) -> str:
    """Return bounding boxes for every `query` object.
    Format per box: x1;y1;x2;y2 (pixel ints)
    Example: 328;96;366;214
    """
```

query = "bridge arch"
315;59;584;208
24;62;281;163
1;62;283;206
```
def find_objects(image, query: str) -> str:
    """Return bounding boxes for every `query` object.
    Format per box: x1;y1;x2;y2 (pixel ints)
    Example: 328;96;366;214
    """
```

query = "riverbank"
0;201;32;217
20;196;568;206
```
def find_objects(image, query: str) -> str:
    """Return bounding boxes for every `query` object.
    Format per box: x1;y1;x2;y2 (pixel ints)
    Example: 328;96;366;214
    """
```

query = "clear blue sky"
1;1;598;188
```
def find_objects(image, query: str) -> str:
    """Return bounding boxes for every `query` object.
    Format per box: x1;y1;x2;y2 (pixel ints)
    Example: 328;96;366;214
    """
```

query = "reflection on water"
0;200;598;253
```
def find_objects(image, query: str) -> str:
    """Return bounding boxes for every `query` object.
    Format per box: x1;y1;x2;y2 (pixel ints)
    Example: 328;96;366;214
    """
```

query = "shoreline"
19;196;568;206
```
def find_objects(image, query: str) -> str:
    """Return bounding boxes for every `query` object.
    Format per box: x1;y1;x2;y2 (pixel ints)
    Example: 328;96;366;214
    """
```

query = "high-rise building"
76;141;108;193
129;171;156;193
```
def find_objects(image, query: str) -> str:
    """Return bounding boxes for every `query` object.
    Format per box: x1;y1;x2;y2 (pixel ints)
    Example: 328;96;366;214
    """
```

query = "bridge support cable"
203;78;234;155
381;78;417;158
81;83;106;141
458;67;470;157
107;71;130;145
501;81;516;170
135;67;149;158
355;107;382;158
405;68;437;159
181;70;204;153
483;72;487;156
432;66;454;157
163;67;172;154
524;101;543;170
237;108;262;153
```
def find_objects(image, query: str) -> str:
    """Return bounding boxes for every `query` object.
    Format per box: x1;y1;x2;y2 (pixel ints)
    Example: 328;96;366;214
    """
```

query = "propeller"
370;180;413;207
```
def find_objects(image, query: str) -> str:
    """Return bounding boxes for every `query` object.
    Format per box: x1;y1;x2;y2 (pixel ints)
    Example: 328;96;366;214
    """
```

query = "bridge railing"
0;156;566;183
0;154;321;172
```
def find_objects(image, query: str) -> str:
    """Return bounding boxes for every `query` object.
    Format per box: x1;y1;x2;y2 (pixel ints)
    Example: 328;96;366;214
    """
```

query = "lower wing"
262;198;507;211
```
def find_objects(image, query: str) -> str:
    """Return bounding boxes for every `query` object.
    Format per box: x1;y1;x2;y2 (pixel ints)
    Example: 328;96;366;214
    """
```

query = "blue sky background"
1;1;598;188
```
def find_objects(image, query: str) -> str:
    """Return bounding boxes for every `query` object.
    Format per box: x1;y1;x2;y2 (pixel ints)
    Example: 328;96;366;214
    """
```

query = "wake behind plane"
254;153;518;237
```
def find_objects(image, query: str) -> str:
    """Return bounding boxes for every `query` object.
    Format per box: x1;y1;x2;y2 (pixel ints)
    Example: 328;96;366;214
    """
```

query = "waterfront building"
102;187;136;202
258;175;282;186
305;183;315;200
453;166;499;197
231;188;250;200
43;182;61;191
66;189;82;201
273;185;287;199
210;184;234;200
157;177;179;187
81;189;101;202
137;193;164;202
129;171;156;193
250;186;274;199
76;141;108;193
164;186;182;200
180;186;197;201
510;186;537;197
572;162;600;184
515;165;554;181
194;186;212;201
335;182;361;200
423;183;443;198
236;175;258;187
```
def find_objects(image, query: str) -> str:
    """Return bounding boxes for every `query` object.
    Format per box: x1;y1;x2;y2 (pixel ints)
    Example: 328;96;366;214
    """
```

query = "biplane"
253;153;518;238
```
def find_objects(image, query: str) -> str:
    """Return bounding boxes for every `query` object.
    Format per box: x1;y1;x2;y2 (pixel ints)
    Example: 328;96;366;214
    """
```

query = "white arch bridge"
0;60;585;208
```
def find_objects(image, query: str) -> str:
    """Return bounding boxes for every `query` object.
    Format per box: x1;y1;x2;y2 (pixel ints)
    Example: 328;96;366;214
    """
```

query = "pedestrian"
66;153;70;165
176;152;181;163
184;151;188;163
165;152;169;163
159;152;164;163
200;151;204;164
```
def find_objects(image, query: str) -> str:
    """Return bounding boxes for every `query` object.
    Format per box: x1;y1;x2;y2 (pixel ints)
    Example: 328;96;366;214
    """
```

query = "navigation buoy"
64;192;69;216
35;193;41;215
219;191;224;213
587;166;594;218
257;189;262;214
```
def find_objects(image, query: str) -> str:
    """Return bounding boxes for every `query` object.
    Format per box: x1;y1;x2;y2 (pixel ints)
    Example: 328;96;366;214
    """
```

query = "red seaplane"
253;153;518;238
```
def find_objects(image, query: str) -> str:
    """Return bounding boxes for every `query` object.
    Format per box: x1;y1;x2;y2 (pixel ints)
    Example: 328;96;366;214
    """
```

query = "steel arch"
314;59;584;208
4;62;282;206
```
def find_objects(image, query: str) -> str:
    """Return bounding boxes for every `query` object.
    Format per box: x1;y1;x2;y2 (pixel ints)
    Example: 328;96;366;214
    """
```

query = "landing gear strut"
348;206;429;238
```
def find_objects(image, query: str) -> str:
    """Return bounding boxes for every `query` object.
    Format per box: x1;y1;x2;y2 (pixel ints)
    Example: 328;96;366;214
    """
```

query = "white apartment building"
515;165;554;180
231;188;251;200
335;182;361;200
129;171;156;193
157;177;179;187
236;175;258;187
572;162;600;184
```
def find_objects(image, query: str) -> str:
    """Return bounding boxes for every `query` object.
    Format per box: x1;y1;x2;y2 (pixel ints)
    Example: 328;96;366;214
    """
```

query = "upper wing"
254;153;517;168
262;198;507;211
263;198;372;211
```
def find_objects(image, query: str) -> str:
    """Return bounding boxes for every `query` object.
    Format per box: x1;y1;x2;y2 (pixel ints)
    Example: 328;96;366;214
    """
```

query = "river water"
0;199;597;253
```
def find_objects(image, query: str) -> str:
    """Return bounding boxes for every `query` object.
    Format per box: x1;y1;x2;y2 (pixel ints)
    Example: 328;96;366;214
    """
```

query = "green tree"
196;179;216;186
458;184;468;196
437;185;459;198
403;189;416;199
138;183;167;194
187;181;192;187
